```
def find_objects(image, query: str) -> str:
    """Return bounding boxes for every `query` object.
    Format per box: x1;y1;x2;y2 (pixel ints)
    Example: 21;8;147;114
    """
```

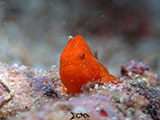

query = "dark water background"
0;0;160;76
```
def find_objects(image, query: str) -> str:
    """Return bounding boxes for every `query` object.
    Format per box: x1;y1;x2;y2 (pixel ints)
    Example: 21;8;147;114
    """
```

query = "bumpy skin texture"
60;35;116;94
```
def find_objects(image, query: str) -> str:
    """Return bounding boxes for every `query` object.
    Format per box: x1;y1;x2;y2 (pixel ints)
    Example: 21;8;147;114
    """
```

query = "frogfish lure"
60;35;117;94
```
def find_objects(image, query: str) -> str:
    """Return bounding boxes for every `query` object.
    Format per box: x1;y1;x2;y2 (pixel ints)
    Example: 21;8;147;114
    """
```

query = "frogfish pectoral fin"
100;73;117;83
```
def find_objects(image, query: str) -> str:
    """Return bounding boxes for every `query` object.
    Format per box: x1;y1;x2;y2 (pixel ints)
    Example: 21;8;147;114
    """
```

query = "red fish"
60;35;116;94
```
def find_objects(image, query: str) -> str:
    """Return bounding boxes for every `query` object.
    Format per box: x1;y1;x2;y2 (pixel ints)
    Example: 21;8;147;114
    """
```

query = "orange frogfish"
60;35;116;94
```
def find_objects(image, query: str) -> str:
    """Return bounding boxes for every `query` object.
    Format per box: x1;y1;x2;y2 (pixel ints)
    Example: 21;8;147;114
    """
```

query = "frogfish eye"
79;53;85;59
81;53;85;58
